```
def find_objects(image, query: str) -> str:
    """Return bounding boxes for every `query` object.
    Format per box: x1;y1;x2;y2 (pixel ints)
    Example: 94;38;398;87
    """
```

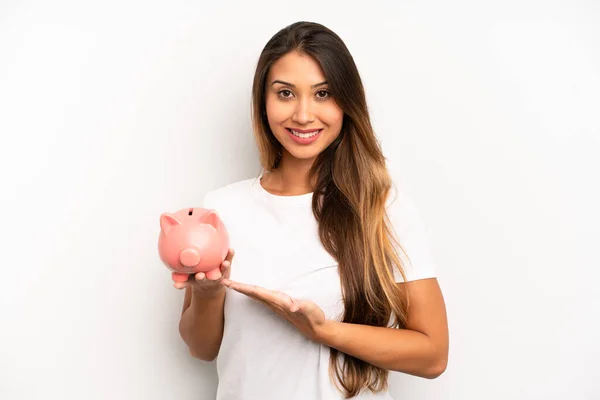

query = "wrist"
316;320;342;346
191;285;225;300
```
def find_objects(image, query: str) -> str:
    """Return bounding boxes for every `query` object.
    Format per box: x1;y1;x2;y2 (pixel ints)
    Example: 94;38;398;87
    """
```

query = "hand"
173;248;235;298
220;278;330;343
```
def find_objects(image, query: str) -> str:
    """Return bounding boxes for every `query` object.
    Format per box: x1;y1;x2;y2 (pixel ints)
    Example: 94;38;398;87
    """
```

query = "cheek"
322;106;344;129
265;99;288;125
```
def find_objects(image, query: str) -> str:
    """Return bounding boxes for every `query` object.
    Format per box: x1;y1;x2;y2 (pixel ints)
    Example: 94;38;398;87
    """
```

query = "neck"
264;153;316;196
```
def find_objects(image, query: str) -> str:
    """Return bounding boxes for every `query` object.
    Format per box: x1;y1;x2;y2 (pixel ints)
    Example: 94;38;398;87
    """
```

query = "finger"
292;300;319;317
220;261;231;279
220;278;233;288
174;279;191;290
220;260;231;272
279;293;298;313
254;286;288;307
194;272;206;282
259;295;296;316
221;259;231;272
225;280;292;310
225;248;235;263
205;268;222;281
221;280;258;298
244;292;283;314
288;298;300;313
221;280;255;294
223;280;294;316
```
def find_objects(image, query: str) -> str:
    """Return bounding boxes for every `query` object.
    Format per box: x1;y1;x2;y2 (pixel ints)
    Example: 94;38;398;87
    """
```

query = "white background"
1;1;599;399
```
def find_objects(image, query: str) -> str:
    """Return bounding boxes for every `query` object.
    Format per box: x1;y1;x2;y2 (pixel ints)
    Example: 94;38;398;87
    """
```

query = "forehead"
267;52;327;85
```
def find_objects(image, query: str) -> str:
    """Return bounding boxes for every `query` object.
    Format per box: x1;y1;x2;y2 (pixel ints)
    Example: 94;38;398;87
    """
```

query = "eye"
276;89;331;101
278;89;293;99
316;90;330;100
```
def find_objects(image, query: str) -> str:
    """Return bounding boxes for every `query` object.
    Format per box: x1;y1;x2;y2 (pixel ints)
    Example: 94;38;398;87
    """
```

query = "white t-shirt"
201;174;437;400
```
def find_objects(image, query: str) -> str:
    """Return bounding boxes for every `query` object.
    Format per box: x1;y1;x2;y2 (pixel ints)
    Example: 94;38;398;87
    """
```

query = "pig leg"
205;267;222;280
172;272;189;282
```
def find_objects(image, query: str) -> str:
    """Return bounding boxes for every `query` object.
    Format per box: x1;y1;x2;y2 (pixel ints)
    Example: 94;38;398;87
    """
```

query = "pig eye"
188;208;193;216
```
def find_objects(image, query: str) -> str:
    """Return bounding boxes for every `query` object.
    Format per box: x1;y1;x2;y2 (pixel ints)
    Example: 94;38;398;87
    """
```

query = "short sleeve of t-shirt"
386;186;437;282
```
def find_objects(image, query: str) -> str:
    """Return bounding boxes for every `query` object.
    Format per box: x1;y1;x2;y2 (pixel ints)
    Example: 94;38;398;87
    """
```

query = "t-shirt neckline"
254;172;314;207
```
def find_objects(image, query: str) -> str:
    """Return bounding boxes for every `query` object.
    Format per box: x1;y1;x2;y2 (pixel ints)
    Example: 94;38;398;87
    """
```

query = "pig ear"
201;209;220;231
160;213;181;235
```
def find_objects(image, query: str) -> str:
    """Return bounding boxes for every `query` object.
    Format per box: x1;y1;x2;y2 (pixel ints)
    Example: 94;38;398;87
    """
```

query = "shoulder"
385;182;422;224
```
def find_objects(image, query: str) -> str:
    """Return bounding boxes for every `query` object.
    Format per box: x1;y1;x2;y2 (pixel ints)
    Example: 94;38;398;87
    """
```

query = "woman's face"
265;51;344;165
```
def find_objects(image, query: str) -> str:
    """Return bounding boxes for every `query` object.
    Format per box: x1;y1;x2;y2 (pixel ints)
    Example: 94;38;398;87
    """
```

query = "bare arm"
318;278;449;378
176;249;234;361
179;286;226;361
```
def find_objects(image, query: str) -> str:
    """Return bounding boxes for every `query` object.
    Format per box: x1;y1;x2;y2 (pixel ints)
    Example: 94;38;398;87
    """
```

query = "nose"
180;248;201;267
292;97;315;125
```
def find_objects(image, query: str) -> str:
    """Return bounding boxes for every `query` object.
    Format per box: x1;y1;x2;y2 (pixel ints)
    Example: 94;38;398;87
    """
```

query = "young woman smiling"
176;21;449;400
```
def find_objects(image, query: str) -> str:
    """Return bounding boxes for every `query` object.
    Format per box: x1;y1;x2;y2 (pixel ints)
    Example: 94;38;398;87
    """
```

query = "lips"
286;128;322;133
285;128;322;144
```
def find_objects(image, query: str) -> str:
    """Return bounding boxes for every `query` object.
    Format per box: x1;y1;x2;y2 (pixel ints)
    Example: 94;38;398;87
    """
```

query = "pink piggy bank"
158;207;230;283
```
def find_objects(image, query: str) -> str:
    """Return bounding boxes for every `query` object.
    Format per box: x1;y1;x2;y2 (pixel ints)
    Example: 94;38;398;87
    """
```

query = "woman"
176;21;449;399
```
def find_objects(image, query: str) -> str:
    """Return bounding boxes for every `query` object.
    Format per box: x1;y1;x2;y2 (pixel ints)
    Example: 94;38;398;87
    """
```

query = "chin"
279;134;338;162
284;146;324;161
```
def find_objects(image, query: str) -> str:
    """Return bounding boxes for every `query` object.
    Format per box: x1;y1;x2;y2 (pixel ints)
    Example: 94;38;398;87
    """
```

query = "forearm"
179;288;225;361
318;321;447;379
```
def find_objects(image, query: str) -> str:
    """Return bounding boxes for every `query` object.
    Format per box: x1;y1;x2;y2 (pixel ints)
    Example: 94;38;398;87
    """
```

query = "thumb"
221;260;232;279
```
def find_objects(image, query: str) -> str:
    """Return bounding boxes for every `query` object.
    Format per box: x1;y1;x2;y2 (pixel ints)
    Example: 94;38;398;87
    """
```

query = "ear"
201;209;220;231
160;213;181;235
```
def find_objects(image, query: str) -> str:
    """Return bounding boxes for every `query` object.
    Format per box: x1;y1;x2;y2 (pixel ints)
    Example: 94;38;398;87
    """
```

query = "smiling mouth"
286;128;322;139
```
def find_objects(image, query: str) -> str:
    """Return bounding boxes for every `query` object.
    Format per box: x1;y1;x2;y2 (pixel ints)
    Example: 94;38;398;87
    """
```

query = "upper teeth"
291;129;320;138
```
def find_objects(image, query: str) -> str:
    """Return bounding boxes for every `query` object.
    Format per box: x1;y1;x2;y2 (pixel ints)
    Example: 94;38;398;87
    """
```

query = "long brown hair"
250;21;409;398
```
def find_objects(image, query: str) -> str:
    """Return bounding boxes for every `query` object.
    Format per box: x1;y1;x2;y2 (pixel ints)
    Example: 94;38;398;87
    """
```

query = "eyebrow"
271;80;328;89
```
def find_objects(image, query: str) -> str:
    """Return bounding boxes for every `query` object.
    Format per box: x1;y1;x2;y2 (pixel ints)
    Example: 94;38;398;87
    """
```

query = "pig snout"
179;248;201;267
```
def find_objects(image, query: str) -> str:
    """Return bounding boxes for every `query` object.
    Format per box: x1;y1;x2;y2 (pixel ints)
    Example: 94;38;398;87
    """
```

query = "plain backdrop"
1;1;599;399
